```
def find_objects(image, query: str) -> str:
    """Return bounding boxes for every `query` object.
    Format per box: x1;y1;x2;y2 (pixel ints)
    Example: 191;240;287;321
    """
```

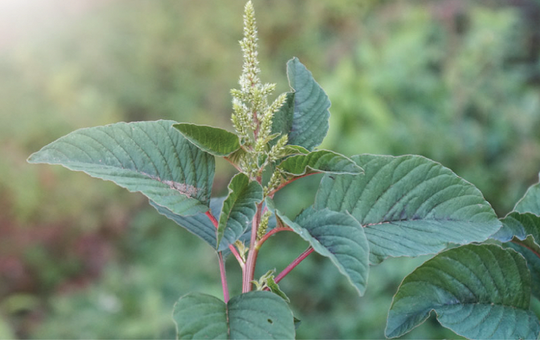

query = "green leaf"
492;212;540;244
277;150;363;176
386;244;540;339
315;154;501;264
285;57;331;151
174;123;241;157
28;120;214;216
515;177;540;215
217;173;263;251
173;291;295;339
150;197;224;249
492;212;540;299
270;92;295;146
274;206;369;296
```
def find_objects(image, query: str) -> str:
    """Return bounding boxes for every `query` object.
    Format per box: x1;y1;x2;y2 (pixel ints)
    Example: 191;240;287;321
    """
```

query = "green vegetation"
3;0;540;338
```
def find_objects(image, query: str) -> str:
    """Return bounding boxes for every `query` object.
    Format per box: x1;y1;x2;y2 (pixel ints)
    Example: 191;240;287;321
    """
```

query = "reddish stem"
217;252;229;303
268;172;318;198
274;247;314;284
512;239;540;258
205;211;244;266
255;227;293;250
243;201;263;292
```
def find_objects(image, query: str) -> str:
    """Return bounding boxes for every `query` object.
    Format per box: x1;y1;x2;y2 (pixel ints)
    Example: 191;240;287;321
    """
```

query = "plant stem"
205;211;244;266
217;252;230;303
255;227;293;250
274;247;314;284
243;202;263;292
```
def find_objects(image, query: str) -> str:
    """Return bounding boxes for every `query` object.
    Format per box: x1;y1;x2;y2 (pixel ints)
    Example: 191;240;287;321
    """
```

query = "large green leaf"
386;244;540;339
174;123;241;157
217;173;263;251
315;154;501;264
284;57;330;151
515;178;540;215
173;291;295;339
277;150;363;176
28;120;214;216
273;205;369;296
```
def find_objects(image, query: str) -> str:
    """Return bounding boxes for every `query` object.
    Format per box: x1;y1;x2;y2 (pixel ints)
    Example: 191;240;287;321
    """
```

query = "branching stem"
205;211;244;266
255;227;293;250
274;247;314;284
243;201;264;292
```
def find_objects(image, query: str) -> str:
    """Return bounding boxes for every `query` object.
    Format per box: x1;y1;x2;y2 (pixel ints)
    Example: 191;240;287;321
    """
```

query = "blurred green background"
2;0;540;338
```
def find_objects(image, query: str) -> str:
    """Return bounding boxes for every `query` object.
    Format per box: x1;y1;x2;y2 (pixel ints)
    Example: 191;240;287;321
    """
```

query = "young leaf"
277;150;363;176
274;206;369;296
173;291;295;339
174;123;241;157
315;154;501;264
217;173;263;251
282;58;331;151
28;120;214;216
514;177;540;215
386;244;540;339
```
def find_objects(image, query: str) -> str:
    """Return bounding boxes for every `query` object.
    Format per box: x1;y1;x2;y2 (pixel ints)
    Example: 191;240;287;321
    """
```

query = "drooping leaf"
274;205;369;296
173;291;295;339
386;244;540;339
28;120;214;216
315;154;501;264
277;150;363;177
217;173;263;251
515;178;540;215
174;123;241;157
284;57;331;151
491;212;540;300
150;197;224;249
492;212;540;244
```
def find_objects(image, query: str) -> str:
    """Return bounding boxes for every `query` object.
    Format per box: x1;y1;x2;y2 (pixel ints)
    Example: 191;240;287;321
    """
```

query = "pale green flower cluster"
231;1;288;179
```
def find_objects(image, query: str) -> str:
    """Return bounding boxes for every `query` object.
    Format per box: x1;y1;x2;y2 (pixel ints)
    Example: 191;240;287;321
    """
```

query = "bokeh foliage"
1;0;540;338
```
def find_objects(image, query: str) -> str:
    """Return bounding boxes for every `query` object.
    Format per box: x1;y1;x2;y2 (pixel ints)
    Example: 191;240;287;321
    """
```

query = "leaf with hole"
173;291;295;339
315;154;501;264
28;120;214;216
386;244;540;339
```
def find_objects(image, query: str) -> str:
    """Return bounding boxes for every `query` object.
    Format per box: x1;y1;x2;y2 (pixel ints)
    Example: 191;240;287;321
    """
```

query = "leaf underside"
173;291;295;339
386;244;540;339
275;206;369;296
28;120;214;216
315;154;501;264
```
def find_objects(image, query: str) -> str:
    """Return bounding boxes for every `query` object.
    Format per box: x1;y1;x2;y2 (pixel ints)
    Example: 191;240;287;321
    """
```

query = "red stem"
268;172;318;198
217;252;229;303
255;227;292;250
274;247;314;284
243;202;263;292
